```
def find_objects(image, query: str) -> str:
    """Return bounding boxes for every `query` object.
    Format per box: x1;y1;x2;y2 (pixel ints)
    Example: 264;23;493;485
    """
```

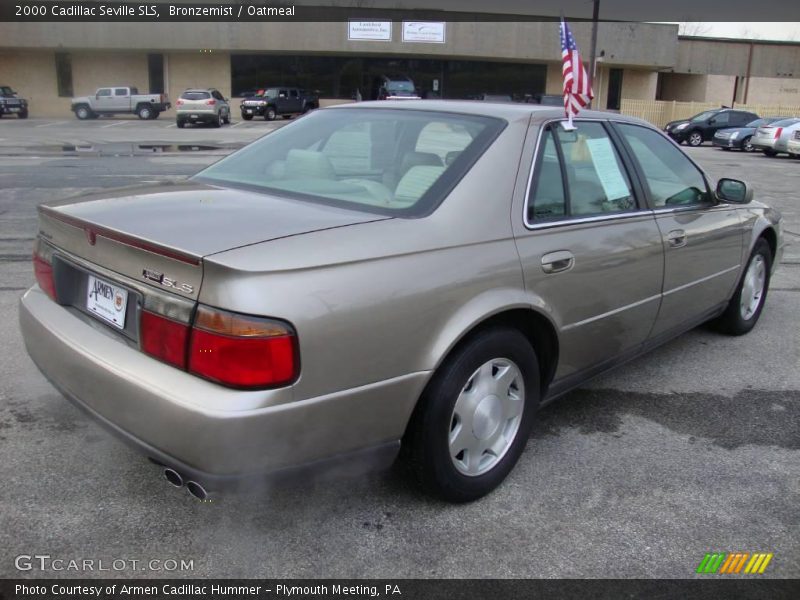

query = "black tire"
721;147;731;151
212;112;222;128
712;239;772;336
403;327;540;502
176;120;185;129
687;130;703;147
241;113;253;121
137;105;153;120
18;110;28;119
223;111;231;125
741;136;754;152
150;111;160;120
265;106;277;121
763;149;777;157
75;105;93;120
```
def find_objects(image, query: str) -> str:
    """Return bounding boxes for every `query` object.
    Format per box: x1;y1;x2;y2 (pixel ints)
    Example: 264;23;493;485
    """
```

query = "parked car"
240;87;318;121
529;94;564;106
176;88;230;128
20;102;782;502
750;118;800;156
786;129;800;157
477;93;514;103
712;117;788;152
371;74;421;100
664;108;759;146
0;85;29;118
71;86;171;120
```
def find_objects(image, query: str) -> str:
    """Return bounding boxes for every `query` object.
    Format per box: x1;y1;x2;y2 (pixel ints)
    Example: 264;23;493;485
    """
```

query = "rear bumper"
176;110;218;123
19;286;427;488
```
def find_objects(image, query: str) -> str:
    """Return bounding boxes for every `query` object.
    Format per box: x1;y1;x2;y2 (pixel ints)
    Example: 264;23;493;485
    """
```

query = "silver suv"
176;89;230;128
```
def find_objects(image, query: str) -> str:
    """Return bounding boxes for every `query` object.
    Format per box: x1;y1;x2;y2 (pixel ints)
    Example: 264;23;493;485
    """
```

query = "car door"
94;88;113;112
613;122;745;339
276;89;290;113
288;89;302;112
112;88;130;112
705;110;730;140
512;120;665;385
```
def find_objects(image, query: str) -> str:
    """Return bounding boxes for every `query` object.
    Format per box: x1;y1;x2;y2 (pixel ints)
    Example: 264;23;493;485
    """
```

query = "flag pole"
588;0;600;109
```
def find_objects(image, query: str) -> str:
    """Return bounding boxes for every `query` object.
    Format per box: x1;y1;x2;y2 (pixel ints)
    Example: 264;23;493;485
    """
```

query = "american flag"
560;19;594;121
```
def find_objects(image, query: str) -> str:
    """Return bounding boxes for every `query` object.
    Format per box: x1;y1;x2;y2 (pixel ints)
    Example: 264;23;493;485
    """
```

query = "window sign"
584;137;631;201
403;22;446;43
348;21;392;42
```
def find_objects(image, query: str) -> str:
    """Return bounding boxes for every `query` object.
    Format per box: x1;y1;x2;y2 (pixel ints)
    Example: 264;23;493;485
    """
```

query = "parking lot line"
101;121;131;128
34;121;68;128
165;123;177;128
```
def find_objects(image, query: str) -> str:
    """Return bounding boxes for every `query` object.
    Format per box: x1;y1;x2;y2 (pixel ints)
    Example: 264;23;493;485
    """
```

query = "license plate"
8;107;19;112
86;275;128;329
190;114;199;119
245;109;253;114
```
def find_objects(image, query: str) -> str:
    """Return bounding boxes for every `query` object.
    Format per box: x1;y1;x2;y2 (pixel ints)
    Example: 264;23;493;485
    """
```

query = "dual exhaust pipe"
164;468;209;501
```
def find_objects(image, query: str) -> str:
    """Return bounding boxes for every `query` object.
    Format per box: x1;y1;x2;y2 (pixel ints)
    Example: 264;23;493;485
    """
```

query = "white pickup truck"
71;86;171;120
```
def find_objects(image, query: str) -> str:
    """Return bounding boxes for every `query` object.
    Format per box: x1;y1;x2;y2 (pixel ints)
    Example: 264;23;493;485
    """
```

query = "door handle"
666;229;687;248
541;250;575;274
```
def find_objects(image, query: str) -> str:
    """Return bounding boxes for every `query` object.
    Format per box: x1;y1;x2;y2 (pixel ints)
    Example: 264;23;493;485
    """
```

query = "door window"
290;90;299;99
616;123;711;208
114;88;128;96
97;89;112;97
712;112;730;125
527;121;636;222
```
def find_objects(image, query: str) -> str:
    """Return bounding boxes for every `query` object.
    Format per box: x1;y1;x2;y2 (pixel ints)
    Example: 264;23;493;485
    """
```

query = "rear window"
194;108;505;217
181;91;211;100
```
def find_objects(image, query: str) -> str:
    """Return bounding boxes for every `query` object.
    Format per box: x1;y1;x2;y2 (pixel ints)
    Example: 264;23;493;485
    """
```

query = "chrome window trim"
522;117;651;231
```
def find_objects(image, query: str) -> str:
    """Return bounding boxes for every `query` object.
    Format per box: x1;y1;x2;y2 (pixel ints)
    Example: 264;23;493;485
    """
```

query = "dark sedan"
664;108;759;146
713;117;788;152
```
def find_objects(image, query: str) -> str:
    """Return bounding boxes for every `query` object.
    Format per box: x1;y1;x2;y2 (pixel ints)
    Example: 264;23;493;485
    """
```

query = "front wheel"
75;105;93;120
241;113;253;121
404;327;540;502
18;109;28;119
741;136;754;152
265;107;277;121
712;239;771;335
687;131;703;146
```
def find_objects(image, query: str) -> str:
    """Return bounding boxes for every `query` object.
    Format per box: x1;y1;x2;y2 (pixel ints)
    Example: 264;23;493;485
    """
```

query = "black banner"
1;579;799;600
2;1;800;22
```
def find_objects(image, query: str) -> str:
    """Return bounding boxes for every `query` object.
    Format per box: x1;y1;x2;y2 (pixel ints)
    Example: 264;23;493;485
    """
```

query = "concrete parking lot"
0;118;797;579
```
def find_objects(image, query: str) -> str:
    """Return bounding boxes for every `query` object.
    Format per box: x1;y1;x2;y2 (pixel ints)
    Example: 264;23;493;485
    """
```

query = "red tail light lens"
774;127;783;139
140;310;189;368
176;99;184;106
188;306;298;389
32;253;56;301
206;99;216;106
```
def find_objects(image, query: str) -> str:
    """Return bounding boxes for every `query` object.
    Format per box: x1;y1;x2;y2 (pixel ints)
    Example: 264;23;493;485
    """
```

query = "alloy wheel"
740;255;766;321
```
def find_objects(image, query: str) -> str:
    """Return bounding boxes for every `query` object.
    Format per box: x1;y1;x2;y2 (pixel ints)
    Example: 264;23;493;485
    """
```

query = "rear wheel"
137;105;153;120
687;131;703;146
212;112;223;128
763;149;778;157
713;239;771;335
404;327;540;502
176;120;185;129
223;110;231;124
741;136;754;152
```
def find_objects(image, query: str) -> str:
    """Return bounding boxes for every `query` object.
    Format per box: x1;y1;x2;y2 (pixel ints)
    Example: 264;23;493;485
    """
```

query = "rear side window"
616;123;711;208
527;121;635;222
182;91;211;100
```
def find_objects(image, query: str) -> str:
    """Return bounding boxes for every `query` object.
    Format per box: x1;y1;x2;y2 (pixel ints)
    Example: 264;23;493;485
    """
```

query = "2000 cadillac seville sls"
20;102;783;502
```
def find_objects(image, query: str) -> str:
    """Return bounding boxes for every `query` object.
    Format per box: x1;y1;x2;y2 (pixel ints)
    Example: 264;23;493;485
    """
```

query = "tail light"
140;310;189;368
176;99;184;106
205;99;216;106
33;253;56;301
32;240;56;301
774;128;783;139
188;306;298;389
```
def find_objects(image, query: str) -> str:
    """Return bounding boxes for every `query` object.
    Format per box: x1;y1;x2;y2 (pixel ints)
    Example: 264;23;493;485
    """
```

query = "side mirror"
716;178;753;204
707;118;716;124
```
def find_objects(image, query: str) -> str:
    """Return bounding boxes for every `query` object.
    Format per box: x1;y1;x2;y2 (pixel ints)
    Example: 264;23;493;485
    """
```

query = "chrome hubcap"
449;358;524;477
690;133;702;145
740;255;766;320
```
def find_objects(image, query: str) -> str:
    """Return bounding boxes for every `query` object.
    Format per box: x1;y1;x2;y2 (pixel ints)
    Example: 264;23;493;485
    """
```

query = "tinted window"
114;88;128;96
712;112;729;124
617;124;711;208
212;90;225;101
194;108;504;216
527;129;566;220
97;89;112;97
290;89;298;98
182;91;211;100
691;111;717;122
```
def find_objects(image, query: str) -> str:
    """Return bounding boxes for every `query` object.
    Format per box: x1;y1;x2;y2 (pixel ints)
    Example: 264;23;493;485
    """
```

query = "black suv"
664;108;759;146
0;85;29;119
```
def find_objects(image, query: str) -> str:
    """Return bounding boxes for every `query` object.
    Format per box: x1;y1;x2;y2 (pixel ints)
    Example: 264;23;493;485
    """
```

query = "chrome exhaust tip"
185;481;209;501
164;468;184;488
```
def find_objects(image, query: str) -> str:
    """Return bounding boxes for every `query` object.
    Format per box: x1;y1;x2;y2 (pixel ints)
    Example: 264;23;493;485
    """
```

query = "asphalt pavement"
0;118;797;579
